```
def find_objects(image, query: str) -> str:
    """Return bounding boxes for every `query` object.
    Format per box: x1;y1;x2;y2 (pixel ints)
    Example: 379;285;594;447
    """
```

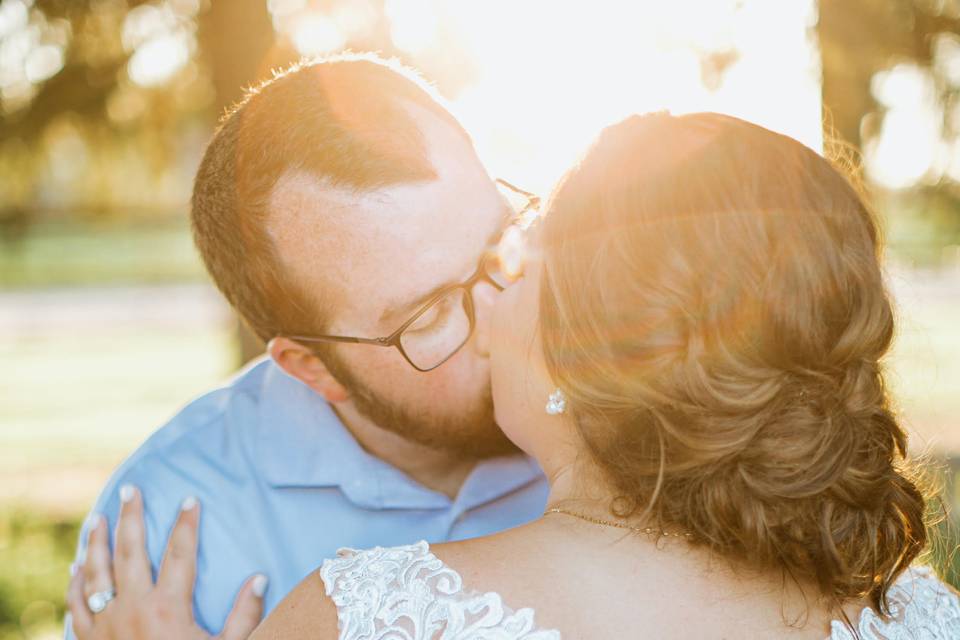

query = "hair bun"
539;112;929;614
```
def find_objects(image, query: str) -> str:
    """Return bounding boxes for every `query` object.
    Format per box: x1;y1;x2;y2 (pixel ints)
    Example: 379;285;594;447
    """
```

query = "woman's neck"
542;455;621;512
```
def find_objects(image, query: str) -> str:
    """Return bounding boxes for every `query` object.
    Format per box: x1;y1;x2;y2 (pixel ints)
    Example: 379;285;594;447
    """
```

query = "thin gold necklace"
544;507;695;540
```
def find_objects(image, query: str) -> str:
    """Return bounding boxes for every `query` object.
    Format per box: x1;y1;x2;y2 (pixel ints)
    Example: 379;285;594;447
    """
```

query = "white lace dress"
319;541;960;639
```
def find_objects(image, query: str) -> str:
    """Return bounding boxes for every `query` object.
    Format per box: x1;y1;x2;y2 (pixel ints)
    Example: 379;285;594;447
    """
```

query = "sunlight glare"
122;3;179;52
497;225;527;282
24;44;63;83
291;12;345;56
333;1;377;39
934;33;960;87
430;0;822;195
867;64;941;189
0;0;29;41
385;0;438;54
127;32;190;88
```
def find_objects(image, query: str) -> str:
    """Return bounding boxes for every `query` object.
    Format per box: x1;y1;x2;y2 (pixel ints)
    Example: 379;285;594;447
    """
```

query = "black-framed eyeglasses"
287;179;541;372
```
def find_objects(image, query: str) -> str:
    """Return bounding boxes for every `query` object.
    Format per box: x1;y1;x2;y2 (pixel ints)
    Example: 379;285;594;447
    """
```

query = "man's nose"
470;280;500;357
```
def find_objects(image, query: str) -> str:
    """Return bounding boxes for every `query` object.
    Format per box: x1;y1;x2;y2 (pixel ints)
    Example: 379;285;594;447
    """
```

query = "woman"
75;112;960;638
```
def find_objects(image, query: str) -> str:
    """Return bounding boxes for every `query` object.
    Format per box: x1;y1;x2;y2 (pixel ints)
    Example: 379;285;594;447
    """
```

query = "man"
66;53;547;638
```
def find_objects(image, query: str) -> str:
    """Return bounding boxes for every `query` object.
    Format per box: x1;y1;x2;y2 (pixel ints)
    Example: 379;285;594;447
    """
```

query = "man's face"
267;104;518;458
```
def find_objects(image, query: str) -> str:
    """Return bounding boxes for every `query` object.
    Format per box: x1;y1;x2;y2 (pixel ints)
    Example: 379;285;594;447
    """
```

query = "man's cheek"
354;349;408;378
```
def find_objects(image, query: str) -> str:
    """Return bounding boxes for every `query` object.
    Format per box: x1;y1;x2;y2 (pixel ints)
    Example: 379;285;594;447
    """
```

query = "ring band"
87;588;116;614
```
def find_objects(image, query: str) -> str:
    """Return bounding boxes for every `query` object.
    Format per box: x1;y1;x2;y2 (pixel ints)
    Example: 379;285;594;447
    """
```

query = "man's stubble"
324;352;520;460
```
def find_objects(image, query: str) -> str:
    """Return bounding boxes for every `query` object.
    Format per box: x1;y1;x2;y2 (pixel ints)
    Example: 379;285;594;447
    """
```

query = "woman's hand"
66;486;267;640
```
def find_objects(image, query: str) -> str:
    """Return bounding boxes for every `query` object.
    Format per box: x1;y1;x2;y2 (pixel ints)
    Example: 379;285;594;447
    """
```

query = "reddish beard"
324;353;519;459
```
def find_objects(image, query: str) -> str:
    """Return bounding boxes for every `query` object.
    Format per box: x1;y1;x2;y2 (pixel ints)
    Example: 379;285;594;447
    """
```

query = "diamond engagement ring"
87;588;116;614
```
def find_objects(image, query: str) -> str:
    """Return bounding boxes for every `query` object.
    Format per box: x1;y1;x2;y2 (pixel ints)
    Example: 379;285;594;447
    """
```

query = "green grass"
0;219;207;289
0;326;238;508
0;511;78;640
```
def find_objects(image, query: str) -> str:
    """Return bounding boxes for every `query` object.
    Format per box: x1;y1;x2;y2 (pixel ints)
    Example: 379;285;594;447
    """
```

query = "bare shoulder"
429;522;565;591
249;569;339;640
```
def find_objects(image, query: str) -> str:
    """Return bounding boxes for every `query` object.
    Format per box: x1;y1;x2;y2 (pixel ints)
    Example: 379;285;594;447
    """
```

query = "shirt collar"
254;360;542;510
454;454;545;513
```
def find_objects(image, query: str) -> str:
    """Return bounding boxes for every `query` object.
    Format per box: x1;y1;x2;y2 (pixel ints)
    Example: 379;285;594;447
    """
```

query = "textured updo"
539;112;927;612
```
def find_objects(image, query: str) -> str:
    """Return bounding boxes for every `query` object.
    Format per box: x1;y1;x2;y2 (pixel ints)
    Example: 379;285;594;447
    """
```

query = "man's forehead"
266;169;504;329
267;169;482;259
268;174;396;292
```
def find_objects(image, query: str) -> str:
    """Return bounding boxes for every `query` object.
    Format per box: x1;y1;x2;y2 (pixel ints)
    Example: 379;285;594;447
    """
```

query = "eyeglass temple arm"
495;178;540;203
288;335;390;346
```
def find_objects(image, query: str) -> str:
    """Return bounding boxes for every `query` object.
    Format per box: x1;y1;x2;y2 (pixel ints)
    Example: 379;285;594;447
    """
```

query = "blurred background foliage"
1;0;959;638
820;0;960;263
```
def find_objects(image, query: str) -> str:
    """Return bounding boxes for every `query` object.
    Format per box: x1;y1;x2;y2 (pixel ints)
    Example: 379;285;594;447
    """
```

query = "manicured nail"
181;496;198;512
251;574;268;598
69;562;78;577
85;512;103;532
119;484;137;503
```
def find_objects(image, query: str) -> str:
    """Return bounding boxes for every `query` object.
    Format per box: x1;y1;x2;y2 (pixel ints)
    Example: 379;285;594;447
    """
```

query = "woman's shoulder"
429;523;559;583
249;557;340;640
830;566;960;640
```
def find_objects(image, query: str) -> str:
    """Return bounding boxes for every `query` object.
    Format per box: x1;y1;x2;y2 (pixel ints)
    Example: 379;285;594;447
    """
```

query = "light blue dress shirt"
68;356;548;636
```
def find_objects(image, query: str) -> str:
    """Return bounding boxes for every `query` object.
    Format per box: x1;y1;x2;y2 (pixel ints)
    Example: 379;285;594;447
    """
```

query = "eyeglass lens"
399;288;473;370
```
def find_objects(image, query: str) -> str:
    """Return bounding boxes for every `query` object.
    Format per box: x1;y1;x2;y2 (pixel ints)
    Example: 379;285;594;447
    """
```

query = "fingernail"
85;512;103;532
251;574;268;598
181;496;198;512
69;562;78;577
119;484;137;503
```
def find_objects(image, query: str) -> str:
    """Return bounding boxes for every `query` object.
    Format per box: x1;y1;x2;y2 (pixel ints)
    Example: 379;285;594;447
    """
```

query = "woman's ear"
267;337;350;403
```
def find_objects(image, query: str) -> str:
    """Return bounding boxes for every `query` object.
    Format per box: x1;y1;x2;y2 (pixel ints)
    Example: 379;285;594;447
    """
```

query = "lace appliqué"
320;541;560;640
830;566;960;639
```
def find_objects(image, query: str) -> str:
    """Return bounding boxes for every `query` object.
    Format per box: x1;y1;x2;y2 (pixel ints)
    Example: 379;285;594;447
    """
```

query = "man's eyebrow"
377;205;512;328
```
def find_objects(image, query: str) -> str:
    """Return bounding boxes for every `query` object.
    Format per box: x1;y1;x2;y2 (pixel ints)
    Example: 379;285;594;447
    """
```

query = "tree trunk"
198;0;276;365
817;0;881;152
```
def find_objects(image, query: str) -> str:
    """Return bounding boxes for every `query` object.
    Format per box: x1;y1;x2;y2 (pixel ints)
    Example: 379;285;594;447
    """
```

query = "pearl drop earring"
545;388;567;415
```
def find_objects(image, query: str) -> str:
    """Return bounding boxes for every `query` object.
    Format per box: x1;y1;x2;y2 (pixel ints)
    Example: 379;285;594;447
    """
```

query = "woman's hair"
539;112;928;614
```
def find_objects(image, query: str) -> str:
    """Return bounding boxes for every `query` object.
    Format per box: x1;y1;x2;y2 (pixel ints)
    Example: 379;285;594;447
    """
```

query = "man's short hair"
191;52;469;341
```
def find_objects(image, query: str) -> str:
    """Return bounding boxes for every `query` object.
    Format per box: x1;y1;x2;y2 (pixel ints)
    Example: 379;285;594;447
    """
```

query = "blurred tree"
0;0;216;217
196;0;275;363
1;0;137;141
818;0;960;258
197;0;273;117
819;0;960;148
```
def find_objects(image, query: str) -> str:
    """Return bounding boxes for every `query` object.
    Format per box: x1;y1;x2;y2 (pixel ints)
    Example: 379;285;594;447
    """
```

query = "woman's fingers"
113;484;153;597
157;496;200;603
217;574;268;640
82;514;116;600
66;566;94;639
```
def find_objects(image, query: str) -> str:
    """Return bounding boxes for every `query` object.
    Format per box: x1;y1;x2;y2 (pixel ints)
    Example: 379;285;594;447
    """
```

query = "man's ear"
267;337;350;404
